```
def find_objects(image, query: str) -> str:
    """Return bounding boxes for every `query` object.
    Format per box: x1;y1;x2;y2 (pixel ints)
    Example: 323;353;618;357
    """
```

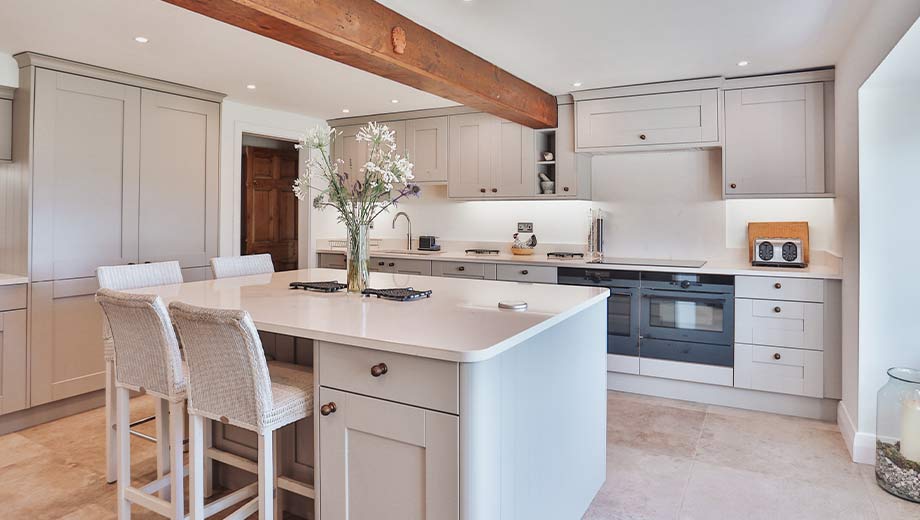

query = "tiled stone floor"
1;391;918;519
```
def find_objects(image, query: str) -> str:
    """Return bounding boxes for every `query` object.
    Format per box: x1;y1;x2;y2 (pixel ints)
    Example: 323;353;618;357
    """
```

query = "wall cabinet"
334;121;407;177
0;87;12;162
0;285;27;415
405;116;448;183
574;87;719;152
724;82;827;196
448;113;534;198
319;387;459;520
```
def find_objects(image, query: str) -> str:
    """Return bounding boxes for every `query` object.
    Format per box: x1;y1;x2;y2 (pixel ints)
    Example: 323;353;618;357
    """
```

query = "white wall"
0;52;17;87
312;149;836;257
219;100;326;266
832;0;920;462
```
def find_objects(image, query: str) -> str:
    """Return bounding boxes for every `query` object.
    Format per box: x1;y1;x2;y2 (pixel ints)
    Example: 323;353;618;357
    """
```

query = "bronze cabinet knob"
730;183;737;189
773;353;781;360
458;266;465;271
521;270;529;275
370;363;388;377
388;262;395;267
320;402;337;416
378;261;385;266
563;186;570;192
491;188;498;193
774;282;782;289
480;188;486;193
639;133;647;140
774;306;782;313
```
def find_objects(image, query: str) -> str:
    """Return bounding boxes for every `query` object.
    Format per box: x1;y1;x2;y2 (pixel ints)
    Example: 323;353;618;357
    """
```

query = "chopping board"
747;221;810;263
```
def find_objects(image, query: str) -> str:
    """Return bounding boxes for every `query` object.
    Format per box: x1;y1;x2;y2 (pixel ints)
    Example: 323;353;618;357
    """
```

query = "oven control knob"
680;280;691;289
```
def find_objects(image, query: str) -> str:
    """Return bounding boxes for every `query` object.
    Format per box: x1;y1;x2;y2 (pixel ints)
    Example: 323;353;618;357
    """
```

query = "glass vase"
345;224;370;293
876;367;920;503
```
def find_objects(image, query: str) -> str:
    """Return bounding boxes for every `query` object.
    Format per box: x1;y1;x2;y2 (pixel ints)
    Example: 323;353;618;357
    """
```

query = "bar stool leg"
258;431;275;520
273;429;282;519
156;398;171;500
168;401;185;519
204;418;214;498
116;387;132;520
188;414;205;520
105;359;117;484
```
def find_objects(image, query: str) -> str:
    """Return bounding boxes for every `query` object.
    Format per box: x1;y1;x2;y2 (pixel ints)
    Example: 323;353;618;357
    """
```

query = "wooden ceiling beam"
162;0;558;128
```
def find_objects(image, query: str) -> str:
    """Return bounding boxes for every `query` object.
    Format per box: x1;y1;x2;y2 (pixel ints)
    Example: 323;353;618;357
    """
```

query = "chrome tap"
392;211;412;250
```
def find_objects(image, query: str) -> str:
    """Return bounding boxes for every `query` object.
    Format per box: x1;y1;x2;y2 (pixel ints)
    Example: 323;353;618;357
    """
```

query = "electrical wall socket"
517;222;534;233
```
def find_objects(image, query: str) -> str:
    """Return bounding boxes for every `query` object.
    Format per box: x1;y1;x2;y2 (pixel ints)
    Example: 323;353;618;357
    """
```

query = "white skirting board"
608;371;839;421
837;400;875;465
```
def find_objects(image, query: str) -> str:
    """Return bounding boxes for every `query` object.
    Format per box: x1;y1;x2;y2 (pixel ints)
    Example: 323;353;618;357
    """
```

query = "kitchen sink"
377;249;442;256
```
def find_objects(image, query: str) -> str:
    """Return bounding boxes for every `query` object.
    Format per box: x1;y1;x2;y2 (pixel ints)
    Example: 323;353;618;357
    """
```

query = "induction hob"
590;257;707;268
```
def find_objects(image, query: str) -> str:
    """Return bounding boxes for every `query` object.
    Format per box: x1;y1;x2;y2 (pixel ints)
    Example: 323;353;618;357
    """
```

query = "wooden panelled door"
242;145;300;271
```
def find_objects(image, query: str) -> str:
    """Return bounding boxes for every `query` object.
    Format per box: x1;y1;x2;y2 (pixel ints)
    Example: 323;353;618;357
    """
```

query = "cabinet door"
405;117;448;183
391;259;431;276
554;104;579;197
319;388;459;520
32;69;141;281
724;83;825;195
30;278;106;406
576;89;718;149
139;90;219;267
0;98;11;162
734;344;823;398
493;119;534;197
448;113;494;198
334;124;368;176
0;309;27;414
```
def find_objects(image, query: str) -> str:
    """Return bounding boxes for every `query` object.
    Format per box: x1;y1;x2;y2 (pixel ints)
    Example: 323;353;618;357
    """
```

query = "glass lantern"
876;367;920;502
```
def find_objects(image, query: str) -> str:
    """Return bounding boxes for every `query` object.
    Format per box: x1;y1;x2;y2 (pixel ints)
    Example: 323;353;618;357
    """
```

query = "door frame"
229;121;312;267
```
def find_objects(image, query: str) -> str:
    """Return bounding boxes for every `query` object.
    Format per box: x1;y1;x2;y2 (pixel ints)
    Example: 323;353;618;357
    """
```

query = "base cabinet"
29;278;106;406
319;387;459;520
0;304;27;415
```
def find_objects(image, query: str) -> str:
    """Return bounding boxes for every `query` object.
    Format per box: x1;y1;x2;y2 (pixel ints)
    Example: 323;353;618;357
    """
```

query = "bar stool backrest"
169;301;274;432
209;254;275;279
96;289;186;401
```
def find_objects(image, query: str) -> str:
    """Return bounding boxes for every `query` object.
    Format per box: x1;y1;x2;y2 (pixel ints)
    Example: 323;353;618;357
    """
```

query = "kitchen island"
129;268;610;520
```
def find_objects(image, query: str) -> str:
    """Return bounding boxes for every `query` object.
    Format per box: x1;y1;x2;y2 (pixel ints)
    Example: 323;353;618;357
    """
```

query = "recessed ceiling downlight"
134;36;149;44
342;108;350;113
737;60;750;67
572;82;583;88
246;84;256;90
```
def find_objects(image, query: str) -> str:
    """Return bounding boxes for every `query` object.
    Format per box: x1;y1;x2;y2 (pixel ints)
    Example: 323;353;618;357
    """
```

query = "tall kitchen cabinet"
8;54;223;407
448;112;534;198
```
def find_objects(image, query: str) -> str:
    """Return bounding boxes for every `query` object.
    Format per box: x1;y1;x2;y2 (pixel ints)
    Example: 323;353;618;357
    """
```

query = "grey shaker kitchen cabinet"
405;116;448;183
29;278;105;406
30;68;141;282
723;81;830;197
448;112;535;199
0;285;27;415
431;261;497;280
319;387;459;520
138;90;219;268
333;124;368;175
318;253;347;269
0;87;12;162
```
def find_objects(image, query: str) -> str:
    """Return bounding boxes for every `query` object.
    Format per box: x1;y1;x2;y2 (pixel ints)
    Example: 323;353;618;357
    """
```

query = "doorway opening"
241;134;301;271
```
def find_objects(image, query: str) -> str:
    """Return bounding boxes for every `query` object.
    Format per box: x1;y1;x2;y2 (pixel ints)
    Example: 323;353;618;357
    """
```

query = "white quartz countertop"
127;268;609;363
317;247;843;280
0;273;29;286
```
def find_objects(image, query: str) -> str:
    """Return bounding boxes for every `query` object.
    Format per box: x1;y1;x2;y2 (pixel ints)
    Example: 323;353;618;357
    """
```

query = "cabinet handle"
491;188;498;193
370;363;388;377
388;262;395;267
480;188;486;193
773;353;782;360
774;282;782;289
521;270;529;275
144;261;151;264
639;133;647;141
378;261;385;266
128;262;136;265
458;266;465;272
563;186;570;192
320;402;337;416
774;306;782;313
730;183;737;189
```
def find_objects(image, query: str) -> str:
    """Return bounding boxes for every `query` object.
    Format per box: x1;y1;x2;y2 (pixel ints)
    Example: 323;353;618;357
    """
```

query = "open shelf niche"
534;128;557;196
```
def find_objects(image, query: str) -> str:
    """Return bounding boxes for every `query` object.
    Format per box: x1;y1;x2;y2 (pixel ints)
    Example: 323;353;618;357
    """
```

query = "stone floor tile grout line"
675;407;710;518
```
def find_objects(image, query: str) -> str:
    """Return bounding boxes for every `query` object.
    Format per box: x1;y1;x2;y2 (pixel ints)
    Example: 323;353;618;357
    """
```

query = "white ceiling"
0;0;874;120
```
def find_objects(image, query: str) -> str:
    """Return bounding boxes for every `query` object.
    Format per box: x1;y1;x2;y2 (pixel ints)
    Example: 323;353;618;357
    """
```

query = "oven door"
640;289;734;346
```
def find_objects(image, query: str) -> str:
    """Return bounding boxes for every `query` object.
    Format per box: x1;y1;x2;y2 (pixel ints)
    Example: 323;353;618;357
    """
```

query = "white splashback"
311;149;838;259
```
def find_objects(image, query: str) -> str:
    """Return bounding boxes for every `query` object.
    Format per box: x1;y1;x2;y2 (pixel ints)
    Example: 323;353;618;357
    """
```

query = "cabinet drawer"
318;253;346;269
495;264;557;284
391;258;432;276
319;342;459;414
576;89;718;149
734;344;823;398
735;276;824;302
0;284;27;312
735;299;824;350
431;261;496;280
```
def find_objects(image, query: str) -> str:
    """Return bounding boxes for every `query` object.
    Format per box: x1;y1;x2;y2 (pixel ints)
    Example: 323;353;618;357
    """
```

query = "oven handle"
641;289;730;302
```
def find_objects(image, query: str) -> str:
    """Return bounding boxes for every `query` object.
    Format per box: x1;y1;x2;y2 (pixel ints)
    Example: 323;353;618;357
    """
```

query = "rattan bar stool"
209;254;274;279
96;261;183;486
169;301;315;520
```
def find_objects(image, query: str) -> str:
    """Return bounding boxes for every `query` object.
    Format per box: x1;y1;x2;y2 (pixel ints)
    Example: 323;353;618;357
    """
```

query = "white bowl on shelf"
540;181;555;194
